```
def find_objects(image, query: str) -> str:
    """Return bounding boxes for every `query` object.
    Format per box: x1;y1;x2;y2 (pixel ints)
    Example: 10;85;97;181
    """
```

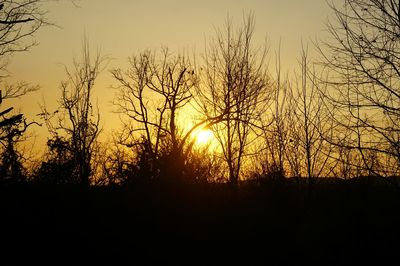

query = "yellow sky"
5;0;331;154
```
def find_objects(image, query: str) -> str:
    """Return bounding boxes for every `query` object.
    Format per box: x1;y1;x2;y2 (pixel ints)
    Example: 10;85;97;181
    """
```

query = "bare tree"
0;0;45;133
112;48;197;178
41;38;104;186
262;46;290;180
97;142;134;185
197;13;270;185
318;0;400;182
288;47;334;187
0;81;39;184
0;1;79;183
0;0;48;75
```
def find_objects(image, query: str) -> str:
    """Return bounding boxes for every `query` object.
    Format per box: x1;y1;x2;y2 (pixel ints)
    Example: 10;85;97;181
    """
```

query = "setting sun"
195;129;214;146
2;1;398;263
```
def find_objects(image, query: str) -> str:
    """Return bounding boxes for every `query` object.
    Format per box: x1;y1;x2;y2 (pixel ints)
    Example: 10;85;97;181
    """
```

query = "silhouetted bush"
34;136;77;184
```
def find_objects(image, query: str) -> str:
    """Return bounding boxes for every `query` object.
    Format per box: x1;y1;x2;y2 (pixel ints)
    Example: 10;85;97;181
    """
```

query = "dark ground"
1;178;399;265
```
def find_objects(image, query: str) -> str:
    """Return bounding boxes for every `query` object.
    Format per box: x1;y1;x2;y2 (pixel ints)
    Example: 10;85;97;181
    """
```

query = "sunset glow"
194;129;214;147
1;1;397;263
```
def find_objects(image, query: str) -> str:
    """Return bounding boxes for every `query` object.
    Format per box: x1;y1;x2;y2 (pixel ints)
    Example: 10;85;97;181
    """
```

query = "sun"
195;129;214;146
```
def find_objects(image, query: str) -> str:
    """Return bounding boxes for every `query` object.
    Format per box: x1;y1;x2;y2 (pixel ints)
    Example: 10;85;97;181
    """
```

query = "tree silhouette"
261;47;289;180
0;0;44;131
41;38;105;187
98;138;136;185
0;1;44;182
112;48;197;180
35;136;76;184
0;115;32;184
318;0;400;182
288;47;334;187
197;13;270;185
0;0;47;75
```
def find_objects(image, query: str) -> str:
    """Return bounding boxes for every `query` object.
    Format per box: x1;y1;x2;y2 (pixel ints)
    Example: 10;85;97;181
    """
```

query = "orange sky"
5;0;331;154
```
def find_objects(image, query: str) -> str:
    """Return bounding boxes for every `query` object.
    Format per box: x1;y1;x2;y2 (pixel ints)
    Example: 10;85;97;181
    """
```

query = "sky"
5;0;332;153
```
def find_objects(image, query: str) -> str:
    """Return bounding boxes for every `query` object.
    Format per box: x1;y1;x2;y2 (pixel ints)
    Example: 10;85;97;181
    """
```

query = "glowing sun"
195;129;214;146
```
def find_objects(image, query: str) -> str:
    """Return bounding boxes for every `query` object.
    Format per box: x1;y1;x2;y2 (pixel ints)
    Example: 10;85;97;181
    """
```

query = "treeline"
1;1;400;188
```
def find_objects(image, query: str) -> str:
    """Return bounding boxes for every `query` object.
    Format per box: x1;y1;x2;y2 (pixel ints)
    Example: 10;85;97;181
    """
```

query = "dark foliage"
1;179;399;264
34;136;77;184
0;113;31;184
